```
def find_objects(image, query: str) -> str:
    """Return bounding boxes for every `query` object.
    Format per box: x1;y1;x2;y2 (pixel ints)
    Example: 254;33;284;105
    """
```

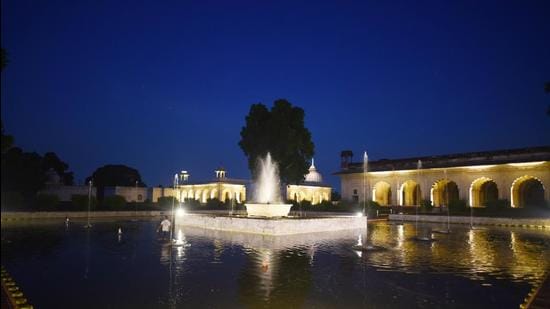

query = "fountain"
245;153;293;217
175;153;365;235
413;159;435;242
433;169;451;234
352;151;386;252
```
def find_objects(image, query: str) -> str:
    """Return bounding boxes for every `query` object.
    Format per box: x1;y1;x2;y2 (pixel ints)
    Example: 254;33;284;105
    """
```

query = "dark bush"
184;198;202;209
71;194;98;211
35;194;59;211
1;191;26;211
157;196;179;209
449;199;468;214
102;195;126;210
205;198;223;209
484;199;510;209
420;199;433;212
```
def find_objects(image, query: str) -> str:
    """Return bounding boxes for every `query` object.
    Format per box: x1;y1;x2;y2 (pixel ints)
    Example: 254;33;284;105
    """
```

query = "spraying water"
363;151;368;213
254;153;282;203
415;160;422;238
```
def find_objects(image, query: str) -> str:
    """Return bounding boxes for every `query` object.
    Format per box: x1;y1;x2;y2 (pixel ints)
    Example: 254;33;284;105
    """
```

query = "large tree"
1;147;46;195
42;152;74;185
1;48;13;153
239;99;314;184
1;122;14;154
0;48;7;72
86;165;145;199
1;148;75;195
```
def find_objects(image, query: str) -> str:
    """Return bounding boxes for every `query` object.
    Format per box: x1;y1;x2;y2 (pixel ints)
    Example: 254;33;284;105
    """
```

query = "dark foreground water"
1;219;549;308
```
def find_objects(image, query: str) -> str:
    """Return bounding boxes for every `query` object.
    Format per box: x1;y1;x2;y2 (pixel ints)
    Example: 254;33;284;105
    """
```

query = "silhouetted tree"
1;148;75;197
42;152;74;185
0;48;7;71
1;147;46;196
239;99;315;184
1;122;14;154
1;48;12;153
86;164;145;199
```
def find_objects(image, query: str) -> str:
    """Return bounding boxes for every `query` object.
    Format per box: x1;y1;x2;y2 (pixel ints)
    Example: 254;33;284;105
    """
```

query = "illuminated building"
336;146;550;208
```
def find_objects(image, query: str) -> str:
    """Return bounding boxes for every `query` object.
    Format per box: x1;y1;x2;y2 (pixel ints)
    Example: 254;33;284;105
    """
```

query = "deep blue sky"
2;0;549;189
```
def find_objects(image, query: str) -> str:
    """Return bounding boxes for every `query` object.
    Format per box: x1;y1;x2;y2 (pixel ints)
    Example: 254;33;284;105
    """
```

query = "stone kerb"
1;211;167;220
388;214;550;228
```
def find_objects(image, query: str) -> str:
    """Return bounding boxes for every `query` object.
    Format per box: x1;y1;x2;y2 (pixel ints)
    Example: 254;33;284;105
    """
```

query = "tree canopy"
1;148;74;196
86;165;145;199
0;48;7;72
239;99;314;184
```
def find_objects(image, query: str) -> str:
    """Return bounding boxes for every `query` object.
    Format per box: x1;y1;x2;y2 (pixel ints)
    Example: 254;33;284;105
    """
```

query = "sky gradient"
2;0;549;189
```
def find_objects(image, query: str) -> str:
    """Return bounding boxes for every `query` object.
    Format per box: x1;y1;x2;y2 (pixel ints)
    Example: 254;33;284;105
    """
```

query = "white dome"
304;159;323;183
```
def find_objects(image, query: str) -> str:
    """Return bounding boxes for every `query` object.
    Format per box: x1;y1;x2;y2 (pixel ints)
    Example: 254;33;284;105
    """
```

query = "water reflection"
2;220;550;308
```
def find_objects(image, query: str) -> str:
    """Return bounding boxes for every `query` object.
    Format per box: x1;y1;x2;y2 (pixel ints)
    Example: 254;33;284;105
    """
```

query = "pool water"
1;219;549;308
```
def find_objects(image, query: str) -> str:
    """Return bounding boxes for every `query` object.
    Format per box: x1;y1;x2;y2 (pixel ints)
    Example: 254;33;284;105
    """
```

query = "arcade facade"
337;147;550;208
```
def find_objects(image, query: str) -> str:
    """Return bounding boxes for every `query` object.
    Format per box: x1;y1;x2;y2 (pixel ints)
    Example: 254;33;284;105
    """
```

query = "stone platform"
174;214;366;236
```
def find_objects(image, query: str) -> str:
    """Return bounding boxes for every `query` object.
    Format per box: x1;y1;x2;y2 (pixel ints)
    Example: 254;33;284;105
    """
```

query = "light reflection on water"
1;219;549;308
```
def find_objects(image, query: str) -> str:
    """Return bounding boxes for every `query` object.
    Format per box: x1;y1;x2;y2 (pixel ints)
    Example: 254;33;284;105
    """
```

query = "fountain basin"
245;203;293;218
175;214;366;235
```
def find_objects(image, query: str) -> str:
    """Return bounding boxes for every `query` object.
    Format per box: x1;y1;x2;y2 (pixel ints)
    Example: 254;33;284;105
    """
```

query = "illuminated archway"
194;190;201;201
431;179;459;207
210;189;218;200
400;180;421;206
298;191;306;202
373;181;392;206
181;190;188;200
221;189;231;202
511;176;546;208
322;192;329;203
312;193;319;204
188;190;194;201
469;177;498;207
201;190;209;203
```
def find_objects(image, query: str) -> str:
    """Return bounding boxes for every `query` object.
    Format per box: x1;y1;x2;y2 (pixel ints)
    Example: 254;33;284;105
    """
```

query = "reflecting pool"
1;219;549;308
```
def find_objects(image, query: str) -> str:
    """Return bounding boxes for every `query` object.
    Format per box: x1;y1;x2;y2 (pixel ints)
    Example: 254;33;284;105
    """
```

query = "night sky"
1;1;549;190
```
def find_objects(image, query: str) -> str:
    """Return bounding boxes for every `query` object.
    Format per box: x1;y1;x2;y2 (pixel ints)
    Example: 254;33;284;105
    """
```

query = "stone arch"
400;180;421;206
298;191;306;202
511;176;546;208
187;190;194;201
469;177;498;207
221;189;231;202
201;190;209;203
431;179;459;207
210;188;218;200
194;190;201;201
373;181;392;206
322;192;329;202
312;193;319;205
181;190;188;201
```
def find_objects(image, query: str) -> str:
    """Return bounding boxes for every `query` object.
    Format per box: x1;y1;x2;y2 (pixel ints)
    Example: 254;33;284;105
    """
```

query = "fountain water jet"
245;153;293;217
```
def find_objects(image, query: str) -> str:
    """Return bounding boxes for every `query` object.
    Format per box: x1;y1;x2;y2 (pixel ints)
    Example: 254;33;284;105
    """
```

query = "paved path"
525;273;550;309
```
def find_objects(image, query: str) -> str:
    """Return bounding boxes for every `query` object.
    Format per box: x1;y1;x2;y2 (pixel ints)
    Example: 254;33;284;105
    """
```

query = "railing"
1;266;33;309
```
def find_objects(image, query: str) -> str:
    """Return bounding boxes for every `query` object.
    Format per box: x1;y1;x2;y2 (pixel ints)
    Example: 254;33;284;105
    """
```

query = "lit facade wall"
286;184;331;205
38;185;97;202
104;186;149;202
150;187;178;203
176;182;246;203
339;161;550;207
